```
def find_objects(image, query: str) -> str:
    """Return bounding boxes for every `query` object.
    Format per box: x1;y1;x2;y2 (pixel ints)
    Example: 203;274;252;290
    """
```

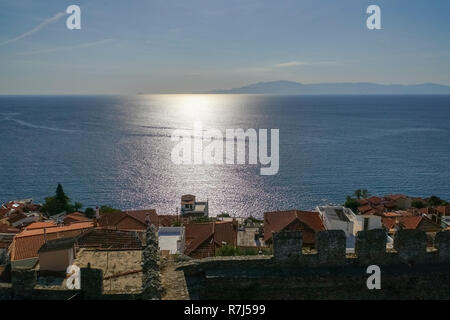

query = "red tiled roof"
367;196;383;205
63;212;92;224
381;217;423;230
7;211;27;224
385;194;407;201
263;210;325;242
11;222;94;261
185;221;237;255
98;209;159;230
158;215;180;227
357;205;373;214
25;221;57;230
357;199;369;206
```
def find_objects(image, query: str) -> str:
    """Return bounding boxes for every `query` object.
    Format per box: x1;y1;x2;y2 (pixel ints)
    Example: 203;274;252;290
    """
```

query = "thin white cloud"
18;39;114;56
274;61;307;68
0;12;65;46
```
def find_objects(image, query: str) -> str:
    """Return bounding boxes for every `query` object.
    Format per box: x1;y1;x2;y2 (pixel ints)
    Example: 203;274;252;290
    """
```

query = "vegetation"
427;195;448;207
344;196;359;212
343;189;371;213
41;184;83;216
217;212;230;217
353;189;369;199
84;207;95;219
190;216;212;223
99;205;121;215
411;200;425;209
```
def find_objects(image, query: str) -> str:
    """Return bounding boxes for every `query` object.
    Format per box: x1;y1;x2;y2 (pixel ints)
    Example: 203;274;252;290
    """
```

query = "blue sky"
0;0;449;94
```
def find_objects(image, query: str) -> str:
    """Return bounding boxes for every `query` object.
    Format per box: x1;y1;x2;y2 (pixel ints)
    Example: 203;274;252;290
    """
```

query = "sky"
0;0;449;94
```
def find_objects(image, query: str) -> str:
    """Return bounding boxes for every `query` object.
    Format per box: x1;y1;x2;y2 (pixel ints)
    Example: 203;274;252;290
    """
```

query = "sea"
0;94;449;218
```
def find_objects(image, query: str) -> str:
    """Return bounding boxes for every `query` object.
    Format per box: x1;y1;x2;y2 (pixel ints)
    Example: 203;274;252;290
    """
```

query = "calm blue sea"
0;95;449;217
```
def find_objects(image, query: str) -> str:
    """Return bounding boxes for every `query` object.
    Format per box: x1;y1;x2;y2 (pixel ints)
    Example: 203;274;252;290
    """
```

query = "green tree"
84;207;95;219
99;205;121;215
353;189;369;199
55;183;70;208
73;202;83;212
344;196;359;213
411;200;425;209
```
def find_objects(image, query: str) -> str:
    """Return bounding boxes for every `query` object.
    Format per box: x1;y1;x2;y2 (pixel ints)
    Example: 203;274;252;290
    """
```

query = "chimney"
95;206;100;219
43;227;47;243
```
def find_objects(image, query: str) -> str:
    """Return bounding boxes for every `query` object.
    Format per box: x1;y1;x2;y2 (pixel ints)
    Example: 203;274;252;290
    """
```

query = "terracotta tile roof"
357;199;369;206
357;205;373;214
158;215;180;227
382;217;423;230
63;212;92;224
185;222;215;255
7;211;27;224
385;194;407;201
98;210;158;230
436;205;450;216
263;210;325;242
185;221;237;255
25;221;57;230
10;222;93;261
76;228;143;249
367;196;383;205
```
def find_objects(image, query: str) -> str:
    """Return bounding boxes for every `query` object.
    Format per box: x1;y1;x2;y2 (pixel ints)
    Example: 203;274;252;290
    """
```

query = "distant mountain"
210;80;450;95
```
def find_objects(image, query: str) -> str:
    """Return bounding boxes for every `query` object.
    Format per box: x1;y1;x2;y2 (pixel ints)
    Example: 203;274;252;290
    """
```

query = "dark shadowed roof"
38;237;77;253
264;210;325;242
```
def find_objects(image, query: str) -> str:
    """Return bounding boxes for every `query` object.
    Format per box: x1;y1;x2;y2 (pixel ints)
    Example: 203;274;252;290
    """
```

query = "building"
185;221;237;258
158;227;185;254
9;222;94;269
317;206;384;250
97;209;158;231
38;238;77;272
382;216;442;245
180;194;209;218
63;212;92;225
263;210;325;247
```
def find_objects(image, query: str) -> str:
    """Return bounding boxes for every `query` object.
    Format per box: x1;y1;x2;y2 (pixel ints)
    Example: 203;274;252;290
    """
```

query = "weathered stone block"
273;230;302;261
11;268;36;300
394;229;427;264
355;229;387;264
81;264;103;299
436;230;450;262
316;230;346;265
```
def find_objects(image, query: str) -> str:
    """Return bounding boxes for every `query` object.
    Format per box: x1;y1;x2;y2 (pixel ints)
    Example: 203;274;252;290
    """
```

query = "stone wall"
177;229;450;300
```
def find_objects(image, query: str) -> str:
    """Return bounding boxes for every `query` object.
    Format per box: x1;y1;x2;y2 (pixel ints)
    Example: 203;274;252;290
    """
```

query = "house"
9;222;94;269
38;237;77;272
97;209;158;231
382;216;442;245
263;210;325;247
0;224;19;264
180;194;209;218
185;221;237;259
317;206;384;250
8;211;40;228
25;221;57;230
384;194;412;210
63;212;92;225
76;228;144;250
158;227;185;254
